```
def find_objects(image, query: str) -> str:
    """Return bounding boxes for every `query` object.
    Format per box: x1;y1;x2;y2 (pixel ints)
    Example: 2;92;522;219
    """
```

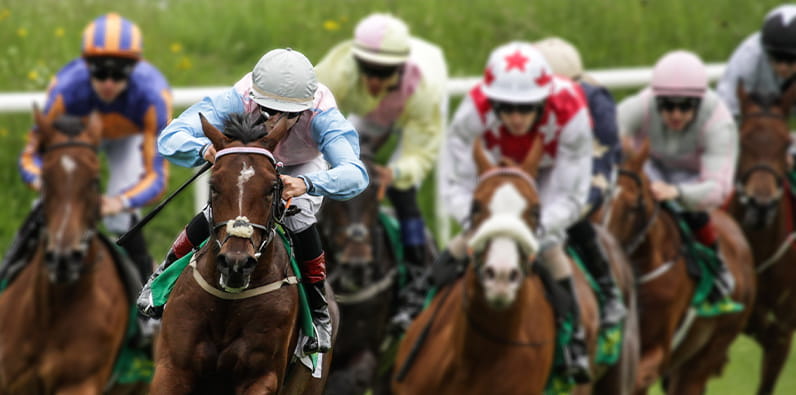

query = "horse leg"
756;323;794;395
635;345;665;393
150;364;196;395
241;372;279;395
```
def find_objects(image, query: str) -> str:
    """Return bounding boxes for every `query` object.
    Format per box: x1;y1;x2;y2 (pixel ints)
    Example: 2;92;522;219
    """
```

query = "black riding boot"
137;213;208;319
568;221;626;328
304;279;332;353
706;242;735;301
558;277;592;384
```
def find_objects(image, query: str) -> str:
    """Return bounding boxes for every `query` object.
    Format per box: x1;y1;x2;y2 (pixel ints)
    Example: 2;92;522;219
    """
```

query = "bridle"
613;169;660;255
210;147;285;258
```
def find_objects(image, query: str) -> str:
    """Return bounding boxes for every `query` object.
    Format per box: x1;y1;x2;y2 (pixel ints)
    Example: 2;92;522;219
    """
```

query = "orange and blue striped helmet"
81;13;142;60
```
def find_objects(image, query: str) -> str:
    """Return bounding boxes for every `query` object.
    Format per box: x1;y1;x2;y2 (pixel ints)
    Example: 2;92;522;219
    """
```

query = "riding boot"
304;277;332;354
580;237;626;328
706;242;736;301
137;213;208;319
557;277;592;384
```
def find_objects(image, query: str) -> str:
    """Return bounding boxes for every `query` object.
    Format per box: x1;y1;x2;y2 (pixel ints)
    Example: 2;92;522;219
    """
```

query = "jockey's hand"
280;175;307;200
374;164;394;187
101;195;125;216
650;181;680;201
203;144;217;163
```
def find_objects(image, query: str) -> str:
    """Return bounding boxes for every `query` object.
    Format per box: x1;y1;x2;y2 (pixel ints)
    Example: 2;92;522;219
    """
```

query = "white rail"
0;63;727;245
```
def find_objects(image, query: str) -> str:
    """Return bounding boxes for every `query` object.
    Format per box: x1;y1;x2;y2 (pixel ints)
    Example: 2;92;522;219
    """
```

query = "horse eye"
470;201;481;216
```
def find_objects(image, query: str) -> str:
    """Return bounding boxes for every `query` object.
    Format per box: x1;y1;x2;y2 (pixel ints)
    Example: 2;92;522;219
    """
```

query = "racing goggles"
355;58;401;80
491;101;545;115
258;105;301;120
656;96;701;113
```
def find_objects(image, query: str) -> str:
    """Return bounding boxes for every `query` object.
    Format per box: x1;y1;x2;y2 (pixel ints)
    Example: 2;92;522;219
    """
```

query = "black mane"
222;112;267;143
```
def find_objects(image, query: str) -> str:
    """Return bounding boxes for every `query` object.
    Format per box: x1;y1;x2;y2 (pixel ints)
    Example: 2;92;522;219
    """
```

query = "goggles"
656;96;701;113
258;105;301;120
355;58;400;80
491;100;545;115
767;49;796;65
86;57;134;82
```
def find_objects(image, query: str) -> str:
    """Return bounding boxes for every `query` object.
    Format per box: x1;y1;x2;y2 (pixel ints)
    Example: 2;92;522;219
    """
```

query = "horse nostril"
509;269;520;282
484;267;495;280
70;250;84;262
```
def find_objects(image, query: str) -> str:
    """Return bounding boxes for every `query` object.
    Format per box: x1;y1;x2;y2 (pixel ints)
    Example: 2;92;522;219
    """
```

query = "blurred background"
0;1;791;393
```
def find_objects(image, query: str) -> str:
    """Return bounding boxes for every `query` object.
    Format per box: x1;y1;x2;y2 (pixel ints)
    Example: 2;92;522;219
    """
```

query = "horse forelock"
222;112;267;143
469;180;539;257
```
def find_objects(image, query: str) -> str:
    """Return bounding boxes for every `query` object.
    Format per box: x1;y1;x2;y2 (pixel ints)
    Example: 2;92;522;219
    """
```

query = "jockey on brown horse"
140;48;369;355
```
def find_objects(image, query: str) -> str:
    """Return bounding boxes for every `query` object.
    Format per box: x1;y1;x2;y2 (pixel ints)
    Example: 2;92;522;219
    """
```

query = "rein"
188;256;297;300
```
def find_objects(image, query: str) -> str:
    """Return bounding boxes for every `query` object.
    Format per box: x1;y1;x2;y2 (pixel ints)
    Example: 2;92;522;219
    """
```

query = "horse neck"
630;207;682;271
452;267;552;358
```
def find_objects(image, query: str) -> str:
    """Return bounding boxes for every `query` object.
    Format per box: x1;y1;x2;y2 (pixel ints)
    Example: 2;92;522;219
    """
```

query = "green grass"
1;1;794;393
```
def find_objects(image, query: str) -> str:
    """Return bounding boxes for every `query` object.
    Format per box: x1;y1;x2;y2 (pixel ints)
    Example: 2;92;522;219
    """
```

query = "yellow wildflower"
323;20;340;31
27;70;38;81
0;128;8;138
177;56;192;71
170;43;183;53
54;27;64;38
0;9;10;21
17;27;28;38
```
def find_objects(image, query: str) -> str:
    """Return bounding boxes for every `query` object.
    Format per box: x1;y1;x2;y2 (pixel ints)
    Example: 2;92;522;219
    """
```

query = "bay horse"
319;155;399;395
726;81;796;395
605;140;756;394
0;108;140;394
392;136;638;395
151;113;338;394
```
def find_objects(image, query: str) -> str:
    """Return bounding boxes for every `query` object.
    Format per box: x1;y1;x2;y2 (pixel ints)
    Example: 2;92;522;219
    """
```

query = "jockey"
142;48;369;354
618;50;740;307
534;37;626;329
16;13;171;290
315;13;449;278
717;5;796;169
396;41;594;382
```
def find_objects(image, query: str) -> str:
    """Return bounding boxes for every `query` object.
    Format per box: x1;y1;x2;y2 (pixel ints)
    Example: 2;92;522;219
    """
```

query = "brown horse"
392;137;637;395
0;108;137;394
605;140;756;394
151;113;338;394
319;155;399;395
726;81;796;395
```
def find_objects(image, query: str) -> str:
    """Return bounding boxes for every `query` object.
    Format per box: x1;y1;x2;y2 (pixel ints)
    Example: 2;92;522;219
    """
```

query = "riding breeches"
101;135;147;234
539;243;573;280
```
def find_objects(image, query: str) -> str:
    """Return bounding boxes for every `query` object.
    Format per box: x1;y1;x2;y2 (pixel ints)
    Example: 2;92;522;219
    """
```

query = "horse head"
465;135;543;310
604;139;658;255
321;157;387;293
201;112;287;292
34;106;102;284
734;80;795;228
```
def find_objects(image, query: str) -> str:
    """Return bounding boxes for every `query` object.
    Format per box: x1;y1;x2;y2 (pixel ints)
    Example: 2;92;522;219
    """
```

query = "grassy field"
1;0;794;393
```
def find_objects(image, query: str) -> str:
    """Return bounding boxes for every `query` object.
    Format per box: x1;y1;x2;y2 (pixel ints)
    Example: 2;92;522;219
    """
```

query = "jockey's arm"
440;96;482;227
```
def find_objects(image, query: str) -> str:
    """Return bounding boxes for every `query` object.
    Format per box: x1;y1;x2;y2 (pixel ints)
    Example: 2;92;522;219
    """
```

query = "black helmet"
761;5;796;56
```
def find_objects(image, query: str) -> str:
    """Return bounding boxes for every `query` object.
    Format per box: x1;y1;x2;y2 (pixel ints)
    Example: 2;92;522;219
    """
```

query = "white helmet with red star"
482;41;553;103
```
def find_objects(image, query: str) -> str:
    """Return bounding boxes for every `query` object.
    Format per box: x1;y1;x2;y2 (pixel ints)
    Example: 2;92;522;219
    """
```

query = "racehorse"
392;136;638;395
0;108;141;394
319;153;399;395
605;140;756;394
725;81;796;395
150;113;338;394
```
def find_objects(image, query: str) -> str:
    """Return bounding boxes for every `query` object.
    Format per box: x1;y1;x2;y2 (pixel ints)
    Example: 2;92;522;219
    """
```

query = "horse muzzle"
216;251;258;292
44;249;85;284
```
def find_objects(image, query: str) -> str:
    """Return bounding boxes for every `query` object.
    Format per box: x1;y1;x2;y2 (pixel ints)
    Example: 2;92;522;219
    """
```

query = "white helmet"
482;41;553;103
351;13;411;66
250;48;318;112
534;37;583;80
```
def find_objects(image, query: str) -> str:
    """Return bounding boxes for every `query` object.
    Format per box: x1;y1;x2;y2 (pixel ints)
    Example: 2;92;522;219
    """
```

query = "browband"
214;147;275;163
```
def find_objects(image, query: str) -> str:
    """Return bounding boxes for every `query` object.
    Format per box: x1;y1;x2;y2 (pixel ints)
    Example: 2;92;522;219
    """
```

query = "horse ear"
200;113;226;149
520;134;544;178
262;115;290;151
472;137;495;175
620;136;649;172
86;111;102;144
32;103;54;147
736;78;749;108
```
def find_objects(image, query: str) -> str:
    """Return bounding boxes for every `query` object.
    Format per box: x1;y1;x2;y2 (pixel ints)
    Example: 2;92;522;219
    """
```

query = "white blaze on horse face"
481;236;523;309
55;155;77;243
237;161;255;214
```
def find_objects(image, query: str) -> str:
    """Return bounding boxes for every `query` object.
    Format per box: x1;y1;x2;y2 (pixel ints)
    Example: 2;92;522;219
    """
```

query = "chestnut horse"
319;155;399;395
0;108;139;394
605;140;756;394
392;137;638;395
151;113;338;394
726;81;796;395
